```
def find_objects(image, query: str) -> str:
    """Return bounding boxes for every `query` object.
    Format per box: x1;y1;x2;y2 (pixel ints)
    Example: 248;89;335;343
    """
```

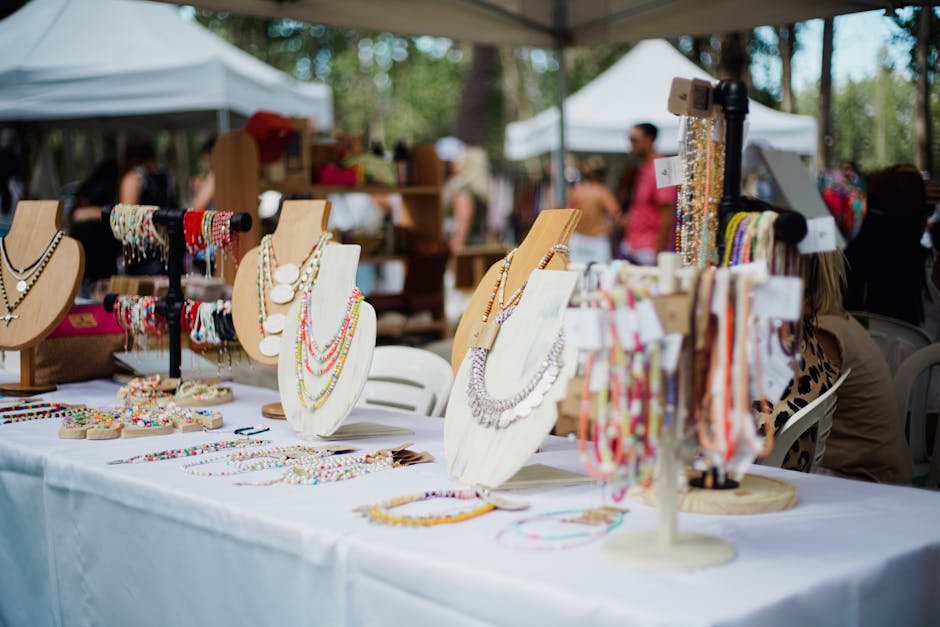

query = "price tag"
563;308;604;351
729;260;769;280
636;299;665;344
751;323;796;402
797;216;839;254
654;156;682;188
589;357;610;392
661;333;683;373
614;306;638;347
753;276;804;321
651;293;692;335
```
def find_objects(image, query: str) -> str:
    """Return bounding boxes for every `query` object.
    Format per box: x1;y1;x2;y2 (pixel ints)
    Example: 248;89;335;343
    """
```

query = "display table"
2;381;939;627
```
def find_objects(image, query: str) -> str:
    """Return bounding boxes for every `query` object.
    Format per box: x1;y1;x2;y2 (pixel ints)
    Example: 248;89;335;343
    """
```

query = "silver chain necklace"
467;306;565;429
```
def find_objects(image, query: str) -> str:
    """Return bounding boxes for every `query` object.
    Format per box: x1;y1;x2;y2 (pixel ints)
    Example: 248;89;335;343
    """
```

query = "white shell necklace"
256;231;331;357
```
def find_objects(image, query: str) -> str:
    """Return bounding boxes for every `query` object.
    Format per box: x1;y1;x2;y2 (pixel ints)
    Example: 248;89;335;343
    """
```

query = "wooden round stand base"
630;474;798;515
604;531;735;570
262;402;286;420
0;382;57;397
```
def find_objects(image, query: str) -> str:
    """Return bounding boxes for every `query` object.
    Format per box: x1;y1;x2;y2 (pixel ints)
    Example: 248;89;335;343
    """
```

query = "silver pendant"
270;284;295;305
16;280;27;293
259;336;281;357
274;264;300;285
262;313;286;335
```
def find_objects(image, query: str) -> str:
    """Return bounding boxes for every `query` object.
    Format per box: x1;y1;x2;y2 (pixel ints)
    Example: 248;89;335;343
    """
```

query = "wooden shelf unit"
213;134;449;342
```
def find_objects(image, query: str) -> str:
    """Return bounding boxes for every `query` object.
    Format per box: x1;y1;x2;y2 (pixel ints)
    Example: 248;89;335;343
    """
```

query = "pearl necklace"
294;287;363;410
468;306;565;428
0;230;64;326
256;232;332;357
181;444;335;477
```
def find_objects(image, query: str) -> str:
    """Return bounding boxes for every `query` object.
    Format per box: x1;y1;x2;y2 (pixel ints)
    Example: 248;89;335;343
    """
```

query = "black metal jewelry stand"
713;80;807;258
103;206;252;379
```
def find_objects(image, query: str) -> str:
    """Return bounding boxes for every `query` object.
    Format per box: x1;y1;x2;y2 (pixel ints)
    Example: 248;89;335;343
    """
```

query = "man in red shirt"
621;123;677;265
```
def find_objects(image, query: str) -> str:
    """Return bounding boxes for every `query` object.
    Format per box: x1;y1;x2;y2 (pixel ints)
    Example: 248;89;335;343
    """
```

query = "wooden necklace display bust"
232;199;331;418
450;208;581;373
0;200;84;395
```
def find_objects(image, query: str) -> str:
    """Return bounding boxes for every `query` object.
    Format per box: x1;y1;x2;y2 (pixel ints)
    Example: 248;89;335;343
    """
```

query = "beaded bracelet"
496;507;627;551
2;402;74;423
107;438;267;465
362;489;496;527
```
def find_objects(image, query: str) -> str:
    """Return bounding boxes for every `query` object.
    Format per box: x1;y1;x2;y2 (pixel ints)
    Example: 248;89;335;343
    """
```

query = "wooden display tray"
630;473;798;515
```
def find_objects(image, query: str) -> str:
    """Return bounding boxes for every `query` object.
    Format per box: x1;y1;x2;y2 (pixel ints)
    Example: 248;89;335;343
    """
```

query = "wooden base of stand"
0;381;57;396
630;474;798;515
604;531;735;570
0;348;57;396
261;402;286;420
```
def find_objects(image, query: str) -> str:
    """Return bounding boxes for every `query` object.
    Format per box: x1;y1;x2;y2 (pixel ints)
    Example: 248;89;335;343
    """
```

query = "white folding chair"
850;311;931;371
759;369;850;472
357;346;454;417
895;344;940;486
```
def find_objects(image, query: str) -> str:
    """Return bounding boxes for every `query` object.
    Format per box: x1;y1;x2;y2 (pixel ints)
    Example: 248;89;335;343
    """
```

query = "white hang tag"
654;156;682;188
797;216;840;254
636;299;665;344
589;357;610;392
729;259;769;280
563;308;604;351
614;307;638;347
751;323;796;402
661;333;683;373
753;276;804;321
677;116;687;145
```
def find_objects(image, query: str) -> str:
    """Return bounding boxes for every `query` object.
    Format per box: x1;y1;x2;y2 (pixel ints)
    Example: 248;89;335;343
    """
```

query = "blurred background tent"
0;0;332;131
504;39;817;160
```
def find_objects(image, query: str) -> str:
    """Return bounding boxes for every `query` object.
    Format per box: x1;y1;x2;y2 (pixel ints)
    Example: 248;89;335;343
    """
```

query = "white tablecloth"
2;380;939;627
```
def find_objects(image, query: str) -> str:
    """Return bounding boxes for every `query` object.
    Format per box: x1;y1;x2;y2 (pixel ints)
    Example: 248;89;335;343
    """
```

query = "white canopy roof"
504;39;817;159
166;0;897;47
0;0;333;129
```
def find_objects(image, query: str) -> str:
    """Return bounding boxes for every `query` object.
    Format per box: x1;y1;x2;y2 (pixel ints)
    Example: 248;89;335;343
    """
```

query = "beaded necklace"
256;232;332;357
0;230;65;326
107;438;267;465
496;506;627;551
294;287;363;410
181;445;338;477
361;489;498;526
237;449;393;486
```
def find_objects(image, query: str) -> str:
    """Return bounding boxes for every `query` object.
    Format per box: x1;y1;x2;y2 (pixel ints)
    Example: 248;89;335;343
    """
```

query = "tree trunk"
818;18;834;172
915;8;934;176
690;36;710;70
455;45;499;147
779;24;795;113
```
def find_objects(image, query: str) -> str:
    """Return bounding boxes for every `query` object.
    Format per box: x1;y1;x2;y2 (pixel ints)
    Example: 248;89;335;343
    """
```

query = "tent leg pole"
552;44;568;208
217;109;231;134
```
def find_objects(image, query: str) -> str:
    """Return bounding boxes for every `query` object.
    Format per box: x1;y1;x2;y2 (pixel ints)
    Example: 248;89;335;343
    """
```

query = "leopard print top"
753;329;840;472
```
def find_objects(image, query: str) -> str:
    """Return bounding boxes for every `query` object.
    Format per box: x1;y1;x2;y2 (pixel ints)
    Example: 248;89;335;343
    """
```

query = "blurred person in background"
0;146;25;236
191;134;216;212
443;146;490;252
69;158;121;300
120;136;176;275
568;155;620;264
621;122;677;265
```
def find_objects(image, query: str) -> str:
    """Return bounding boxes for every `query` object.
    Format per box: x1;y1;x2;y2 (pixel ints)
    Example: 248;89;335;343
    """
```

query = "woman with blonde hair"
443;146;490;252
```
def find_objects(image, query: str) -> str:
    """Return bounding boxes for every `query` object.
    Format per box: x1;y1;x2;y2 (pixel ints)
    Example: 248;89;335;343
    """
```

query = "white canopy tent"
504;39;817;160
0;0;333;130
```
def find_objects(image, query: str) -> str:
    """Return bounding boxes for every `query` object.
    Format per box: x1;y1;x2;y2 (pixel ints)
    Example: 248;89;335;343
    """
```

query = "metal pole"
553;45;568;208
217;109;231;134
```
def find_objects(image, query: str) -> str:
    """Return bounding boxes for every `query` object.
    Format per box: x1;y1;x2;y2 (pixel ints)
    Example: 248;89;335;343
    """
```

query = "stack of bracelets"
183;209;238;276
181;299;238;349
113;294;166;350
109;204;167;263
1;400;74;424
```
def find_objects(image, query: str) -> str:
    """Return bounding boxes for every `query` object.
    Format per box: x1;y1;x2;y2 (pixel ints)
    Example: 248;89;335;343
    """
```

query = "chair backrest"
894;343;940;482
357;346;454;417
759;369;850;472
850;311;931;372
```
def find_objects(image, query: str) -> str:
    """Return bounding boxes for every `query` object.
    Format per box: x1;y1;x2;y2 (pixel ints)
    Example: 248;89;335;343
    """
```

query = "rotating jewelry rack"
101;206;252;379
712;80;807;257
